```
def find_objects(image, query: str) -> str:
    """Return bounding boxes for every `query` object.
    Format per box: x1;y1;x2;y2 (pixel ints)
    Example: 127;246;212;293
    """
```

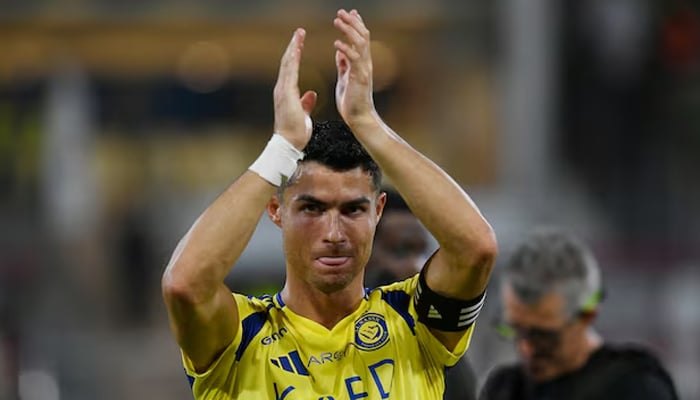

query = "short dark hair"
283;120;382;191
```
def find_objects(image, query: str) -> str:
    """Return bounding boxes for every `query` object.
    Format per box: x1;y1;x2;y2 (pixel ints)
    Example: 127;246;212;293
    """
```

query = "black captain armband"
414;270;486;332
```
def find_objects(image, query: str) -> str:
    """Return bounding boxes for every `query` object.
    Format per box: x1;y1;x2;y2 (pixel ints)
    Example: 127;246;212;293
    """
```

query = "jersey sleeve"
384;275;476;368
181;293;268;391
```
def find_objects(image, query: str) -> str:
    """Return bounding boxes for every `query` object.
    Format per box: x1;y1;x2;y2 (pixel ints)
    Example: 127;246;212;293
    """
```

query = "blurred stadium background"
1;0;698;399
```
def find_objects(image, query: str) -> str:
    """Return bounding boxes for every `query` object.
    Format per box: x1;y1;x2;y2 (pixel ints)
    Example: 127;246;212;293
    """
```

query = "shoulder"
368;275;418;318
233;292;276;309
592;344;671;374
372;274;419;294
591;344;678;400
365;275;418;312
232;292;278;322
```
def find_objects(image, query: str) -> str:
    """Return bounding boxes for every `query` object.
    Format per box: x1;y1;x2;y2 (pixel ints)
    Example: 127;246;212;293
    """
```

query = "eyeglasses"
493;320;571;351
492;310;595;357
493;290;605;350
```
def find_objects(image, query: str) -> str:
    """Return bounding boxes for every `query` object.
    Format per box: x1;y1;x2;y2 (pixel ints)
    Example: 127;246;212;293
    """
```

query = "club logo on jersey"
354;313;389;351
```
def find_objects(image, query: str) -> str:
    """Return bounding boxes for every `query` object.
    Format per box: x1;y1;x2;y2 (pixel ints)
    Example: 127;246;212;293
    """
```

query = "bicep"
164;284;239;373
424;248;492;301
420;249;491;351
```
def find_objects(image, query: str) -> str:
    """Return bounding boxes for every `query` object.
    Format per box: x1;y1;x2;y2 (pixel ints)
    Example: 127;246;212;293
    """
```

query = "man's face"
270;162;384;293
371;211;430;281
501;284;588;382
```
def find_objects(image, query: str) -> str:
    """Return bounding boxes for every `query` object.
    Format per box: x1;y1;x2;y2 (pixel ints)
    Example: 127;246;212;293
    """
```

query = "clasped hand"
273;9;376;151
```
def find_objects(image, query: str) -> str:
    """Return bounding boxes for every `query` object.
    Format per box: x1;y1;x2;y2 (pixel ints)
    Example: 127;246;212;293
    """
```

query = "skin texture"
502;284;602;382
162;9;497;374
267;162;386;328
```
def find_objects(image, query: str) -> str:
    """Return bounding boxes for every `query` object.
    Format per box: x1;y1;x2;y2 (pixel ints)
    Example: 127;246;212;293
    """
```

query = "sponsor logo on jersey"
270;350;309;376
354;312;389;351
307;349;348;367
261;327;288;345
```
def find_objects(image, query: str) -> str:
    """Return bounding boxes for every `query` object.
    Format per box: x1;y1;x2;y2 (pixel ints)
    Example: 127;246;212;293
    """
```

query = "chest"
236;310;426;399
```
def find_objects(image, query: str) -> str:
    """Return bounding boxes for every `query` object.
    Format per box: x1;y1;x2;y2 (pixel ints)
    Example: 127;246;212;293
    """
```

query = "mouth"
315;256;351;267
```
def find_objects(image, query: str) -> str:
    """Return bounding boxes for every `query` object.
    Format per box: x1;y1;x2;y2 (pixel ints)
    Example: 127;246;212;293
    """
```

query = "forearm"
163;171;275;303
331;7;494;267
350;116;495;256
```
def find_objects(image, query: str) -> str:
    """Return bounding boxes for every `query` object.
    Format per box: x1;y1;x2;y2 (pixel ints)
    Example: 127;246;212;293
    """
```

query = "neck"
280;280;365;330
567;329;603;372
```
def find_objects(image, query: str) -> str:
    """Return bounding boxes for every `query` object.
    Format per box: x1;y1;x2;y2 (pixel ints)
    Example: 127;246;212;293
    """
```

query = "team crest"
354;313;389;351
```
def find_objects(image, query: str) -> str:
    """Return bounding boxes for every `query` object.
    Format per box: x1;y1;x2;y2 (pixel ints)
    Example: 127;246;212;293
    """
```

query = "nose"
323;211;346;244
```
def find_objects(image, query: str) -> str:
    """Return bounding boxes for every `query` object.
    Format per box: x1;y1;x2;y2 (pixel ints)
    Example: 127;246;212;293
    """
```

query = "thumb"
300;90;318;114
335;50;348;77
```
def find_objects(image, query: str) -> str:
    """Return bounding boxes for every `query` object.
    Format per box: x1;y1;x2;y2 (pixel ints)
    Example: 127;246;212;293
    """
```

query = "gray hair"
503;228;602;317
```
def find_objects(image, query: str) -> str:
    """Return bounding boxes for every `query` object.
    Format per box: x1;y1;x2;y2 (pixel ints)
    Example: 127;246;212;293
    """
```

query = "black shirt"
479;345;678;400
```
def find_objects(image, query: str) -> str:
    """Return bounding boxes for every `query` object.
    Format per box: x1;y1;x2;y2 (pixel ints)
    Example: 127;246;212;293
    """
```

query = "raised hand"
273;28;318;150
334;9;376;127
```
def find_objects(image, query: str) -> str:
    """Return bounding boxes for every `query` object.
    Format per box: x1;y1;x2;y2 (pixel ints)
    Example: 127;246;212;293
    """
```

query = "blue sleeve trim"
275;292;286;308
235;311;268;361
185;370;195;388
381;290;416;335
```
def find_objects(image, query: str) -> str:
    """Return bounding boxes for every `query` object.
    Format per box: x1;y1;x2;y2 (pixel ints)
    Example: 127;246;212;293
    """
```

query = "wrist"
346;111;382;132
249;134;305;186
272;130;308;152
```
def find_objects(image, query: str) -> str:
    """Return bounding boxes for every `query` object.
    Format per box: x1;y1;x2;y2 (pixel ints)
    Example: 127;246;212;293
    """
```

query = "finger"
335;50;349;76
348;9;366;27
334;15;365;48
300;90;318;114
336;9;370;39
334;39;360;61
277;28;306;86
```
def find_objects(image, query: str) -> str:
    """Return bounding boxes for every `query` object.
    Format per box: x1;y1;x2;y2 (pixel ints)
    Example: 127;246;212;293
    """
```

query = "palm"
333;10;375;126
273;29;317;150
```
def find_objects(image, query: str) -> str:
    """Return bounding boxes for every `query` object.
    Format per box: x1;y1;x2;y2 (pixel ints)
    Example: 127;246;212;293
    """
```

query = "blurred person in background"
479;229;678;400
162;9;496;399
366;188;479;400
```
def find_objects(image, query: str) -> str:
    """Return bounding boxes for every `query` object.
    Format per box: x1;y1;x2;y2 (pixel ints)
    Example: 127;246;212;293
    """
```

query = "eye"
300;203;322;213
344;205;367;215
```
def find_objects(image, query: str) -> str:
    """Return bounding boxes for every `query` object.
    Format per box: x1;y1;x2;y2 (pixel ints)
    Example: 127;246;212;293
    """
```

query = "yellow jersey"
182;275;475;399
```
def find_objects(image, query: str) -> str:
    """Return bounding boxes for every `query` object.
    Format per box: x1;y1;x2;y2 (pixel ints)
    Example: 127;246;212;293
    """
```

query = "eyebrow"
293;194;372;208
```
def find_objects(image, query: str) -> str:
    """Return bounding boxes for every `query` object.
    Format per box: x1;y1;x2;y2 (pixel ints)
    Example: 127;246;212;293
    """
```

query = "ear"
267;195;283;228
375;192;387;224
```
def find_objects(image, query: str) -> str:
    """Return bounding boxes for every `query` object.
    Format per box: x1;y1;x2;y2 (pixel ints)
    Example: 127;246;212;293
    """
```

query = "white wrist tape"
249;134;305;186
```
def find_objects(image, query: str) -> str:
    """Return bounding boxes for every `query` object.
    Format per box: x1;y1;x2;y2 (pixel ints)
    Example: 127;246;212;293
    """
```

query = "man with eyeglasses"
365;188;479;400
479;229;678;400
